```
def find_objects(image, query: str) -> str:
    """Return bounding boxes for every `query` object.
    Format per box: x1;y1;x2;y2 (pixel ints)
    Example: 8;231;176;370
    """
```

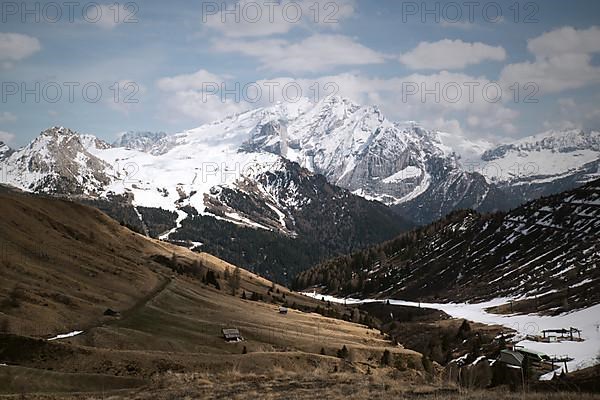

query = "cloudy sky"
1;0;600;147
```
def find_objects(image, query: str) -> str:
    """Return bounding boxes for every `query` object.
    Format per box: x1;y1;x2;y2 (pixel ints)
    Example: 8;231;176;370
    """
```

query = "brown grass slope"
0;187;432;398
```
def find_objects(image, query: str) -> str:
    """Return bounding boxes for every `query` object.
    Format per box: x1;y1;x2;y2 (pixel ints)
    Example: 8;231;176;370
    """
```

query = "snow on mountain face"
112;131;169;154
79;134;112;152
0;142;12;161
1;127;114;195
0;98;498;229
244;96;473;206
85;108;310;232
3;99;599;232
202;158;310;234
481;129;600;184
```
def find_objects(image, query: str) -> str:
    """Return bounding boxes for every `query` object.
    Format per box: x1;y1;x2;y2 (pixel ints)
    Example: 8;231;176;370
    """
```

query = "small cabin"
498;350;524;367
222;328;242;342
516;348;550;366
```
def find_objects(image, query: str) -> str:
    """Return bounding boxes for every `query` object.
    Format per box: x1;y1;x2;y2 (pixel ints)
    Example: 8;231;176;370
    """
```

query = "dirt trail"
50;276;173;340
114;276;172;322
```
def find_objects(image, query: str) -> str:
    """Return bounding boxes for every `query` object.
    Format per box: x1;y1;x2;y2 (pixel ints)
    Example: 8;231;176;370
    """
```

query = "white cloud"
202;0;356;38
547;96;600;130
0;112;17;123
542;94;600;131
422;117;466;136
501;53;600;94
157;70;227;92
465;110;516;134
528;26;600;58
0;131;16;144
500;26;600;94
399;39;506;70
0;33;41;63
212;34;386;73
156;70;246;123
160;90;247;123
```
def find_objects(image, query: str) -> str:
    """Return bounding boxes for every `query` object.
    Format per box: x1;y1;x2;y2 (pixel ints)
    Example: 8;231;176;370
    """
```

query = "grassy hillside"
0;186;430;397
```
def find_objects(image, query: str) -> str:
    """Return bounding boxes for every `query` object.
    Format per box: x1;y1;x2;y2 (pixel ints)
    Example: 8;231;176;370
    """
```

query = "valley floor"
305;293;600;378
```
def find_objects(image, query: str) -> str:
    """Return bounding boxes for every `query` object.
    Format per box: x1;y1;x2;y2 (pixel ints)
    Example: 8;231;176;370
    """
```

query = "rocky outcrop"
112;131;168;153
0;127;114;195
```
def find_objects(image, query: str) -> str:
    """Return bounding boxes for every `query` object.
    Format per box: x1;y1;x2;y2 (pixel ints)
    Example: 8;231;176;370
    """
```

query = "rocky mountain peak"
0;141;12;161
113;131;168;153
1;127;113;195
32;126;110;152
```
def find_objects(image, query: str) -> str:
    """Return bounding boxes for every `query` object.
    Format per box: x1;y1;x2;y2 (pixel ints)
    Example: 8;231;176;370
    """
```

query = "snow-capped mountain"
478;129;600;205
246;96;473;205
481;129;600;184
2;98;599;230
0;117;412;282
234;96;504;223
4;98;452;218
169;157;411;281
112;131;168;154
2;98;599;282
119;96;506;225
0;127;113;195
0;141;12;161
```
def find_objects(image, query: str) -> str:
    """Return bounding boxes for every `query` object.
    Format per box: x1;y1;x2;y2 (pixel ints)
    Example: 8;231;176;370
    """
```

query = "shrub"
205;270;220;289
394;357;408;371
422;355;433;374
228;266;241;296
406;357;418;370
189;260;204;278
337;345;349;359
381;349;392;366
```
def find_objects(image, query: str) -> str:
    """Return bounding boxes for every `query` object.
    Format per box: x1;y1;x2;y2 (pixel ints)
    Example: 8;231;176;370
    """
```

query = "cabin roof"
498;350;524;366
222;328;241;340
517;348;547;357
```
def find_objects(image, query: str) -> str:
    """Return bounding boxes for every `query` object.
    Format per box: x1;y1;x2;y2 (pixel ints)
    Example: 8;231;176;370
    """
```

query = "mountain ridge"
295;178;600;313
2;100;598;226
0;98;598;281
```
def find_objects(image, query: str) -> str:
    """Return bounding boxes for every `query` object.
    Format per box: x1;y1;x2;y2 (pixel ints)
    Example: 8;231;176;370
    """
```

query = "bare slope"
0;187;426;397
